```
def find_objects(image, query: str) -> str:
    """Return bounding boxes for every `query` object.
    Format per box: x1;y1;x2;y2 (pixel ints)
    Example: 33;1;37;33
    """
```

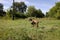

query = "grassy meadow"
0;18;60;40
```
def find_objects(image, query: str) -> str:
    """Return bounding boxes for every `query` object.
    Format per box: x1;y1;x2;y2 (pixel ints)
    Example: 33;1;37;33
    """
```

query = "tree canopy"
7;2;27;19
27;6;44;18
12;2;27;13
0;3;3;10
0;3;6;17
46;2;60;19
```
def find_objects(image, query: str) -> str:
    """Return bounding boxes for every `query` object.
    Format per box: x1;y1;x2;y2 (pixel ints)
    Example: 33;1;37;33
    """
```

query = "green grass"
0;18;60;40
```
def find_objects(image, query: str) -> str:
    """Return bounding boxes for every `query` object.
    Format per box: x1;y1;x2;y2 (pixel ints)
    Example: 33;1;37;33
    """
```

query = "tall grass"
0;18;60;40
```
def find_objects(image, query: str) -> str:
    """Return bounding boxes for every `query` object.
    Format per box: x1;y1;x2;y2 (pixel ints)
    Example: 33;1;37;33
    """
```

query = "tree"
7;9;13;17
12;2;27;13
0;3;3;9
14;12;27;18
11;2;27;19
46;2;60;19
0;3;6;17
36;9;44;18
55;10;60;19
27;6;44;18
0;3;3;16
7;2;26;19
27;6;36;17
46;12;49;17
7;2;27;19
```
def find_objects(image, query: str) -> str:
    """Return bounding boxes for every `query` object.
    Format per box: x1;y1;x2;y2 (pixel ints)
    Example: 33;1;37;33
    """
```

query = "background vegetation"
0;1;60;40
46;2;60;19
0;2;45;19
0;18;60;40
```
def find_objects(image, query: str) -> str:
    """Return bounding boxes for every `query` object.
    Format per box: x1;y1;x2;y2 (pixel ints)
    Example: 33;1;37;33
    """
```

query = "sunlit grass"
0;18;60;40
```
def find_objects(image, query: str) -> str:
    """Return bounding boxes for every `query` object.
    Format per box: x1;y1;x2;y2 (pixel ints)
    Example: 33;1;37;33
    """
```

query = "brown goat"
29;18;39;27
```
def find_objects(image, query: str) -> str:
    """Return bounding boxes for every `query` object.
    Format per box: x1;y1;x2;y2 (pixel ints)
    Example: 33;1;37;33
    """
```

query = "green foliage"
27;6;44;18
27;6;36;17
46;12;49;17
0;3;3;10
13;2;27;13
46;2;60;19
0;3;6;17
15;12;27;18
6;2;27;19
7;10;13;17
3;2;45;19
55;10;60;19
6;9;27;19
36;9;45;18
0;11;6;17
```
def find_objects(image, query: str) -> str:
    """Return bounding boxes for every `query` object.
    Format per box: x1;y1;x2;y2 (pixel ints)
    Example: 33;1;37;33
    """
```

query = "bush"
15;12;28;19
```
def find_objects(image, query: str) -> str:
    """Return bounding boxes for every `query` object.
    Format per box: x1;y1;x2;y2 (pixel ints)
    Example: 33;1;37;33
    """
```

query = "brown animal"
29;18;39;27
